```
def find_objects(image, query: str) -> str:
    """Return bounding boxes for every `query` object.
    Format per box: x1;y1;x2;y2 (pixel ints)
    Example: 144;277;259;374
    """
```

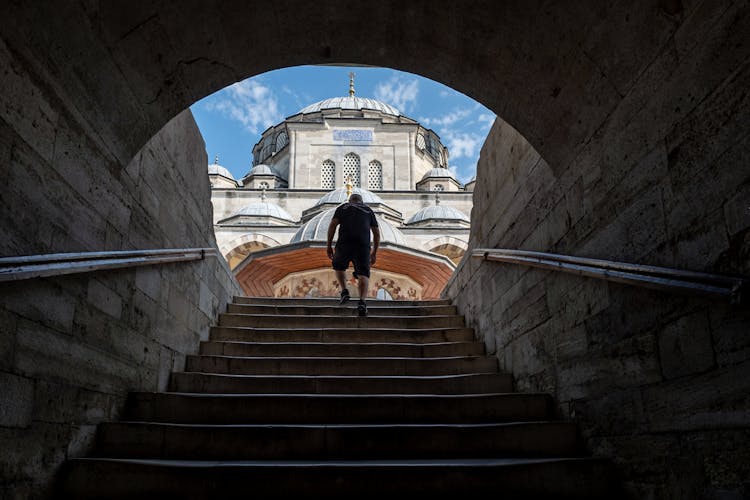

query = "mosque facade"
209;77;475;299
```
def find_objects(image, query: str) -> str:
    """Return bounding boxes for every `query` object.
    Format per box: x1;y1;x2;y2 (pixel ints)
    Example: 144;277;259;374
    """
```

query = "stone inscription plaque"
333;129;373;142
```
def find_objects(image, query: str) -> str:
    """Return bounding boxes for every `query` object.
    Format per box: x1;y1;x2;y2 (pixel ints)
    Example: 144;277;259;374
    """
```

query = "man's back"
333;202;377;246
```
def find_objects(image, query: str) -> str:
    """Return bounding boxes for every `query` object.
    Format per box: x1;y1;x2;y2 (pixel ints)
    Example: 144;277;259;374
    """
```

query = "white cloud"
419;107;473;128
205;79;283;134
374;76;419;113
444;131;483;160
477;113;496;129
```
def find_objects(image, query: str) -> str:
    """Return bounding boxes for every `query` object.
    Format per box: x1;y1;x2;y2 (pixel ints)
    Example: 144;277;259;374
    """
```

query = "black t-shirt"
333;202;378;246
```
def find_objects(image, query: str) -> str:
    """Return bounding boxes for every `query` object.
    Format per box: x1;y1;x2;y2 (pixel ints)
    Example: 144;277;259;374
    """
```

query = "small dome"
208;162;234;179
299;96;401;116
314;187;385;207
232;202;294;221
421;167;457;182
406;205;470;225
247;164;277;177
291;208;406;245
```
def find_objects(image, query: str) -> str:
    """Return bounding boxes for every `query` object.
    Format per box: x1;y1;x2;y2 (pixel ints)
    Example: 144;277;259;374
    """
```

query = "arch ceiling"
0;0;684;172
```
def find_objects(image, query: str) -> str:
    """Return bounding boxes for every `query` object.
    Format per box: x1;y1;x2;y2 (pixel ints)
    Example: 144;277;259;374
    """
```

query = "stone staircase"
61;297;617;498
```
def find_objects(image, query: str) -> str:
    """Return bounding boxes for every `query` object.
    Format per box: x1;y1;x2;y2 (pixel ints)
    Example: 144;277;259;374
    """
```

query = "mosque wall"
0;46;241;496
445;17;750;493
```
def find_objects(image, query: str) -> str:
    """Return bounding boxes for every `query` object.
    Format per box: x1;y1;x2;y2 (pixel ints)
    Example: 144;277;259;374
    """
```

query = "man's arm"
326;218;339;260
370;225;380;265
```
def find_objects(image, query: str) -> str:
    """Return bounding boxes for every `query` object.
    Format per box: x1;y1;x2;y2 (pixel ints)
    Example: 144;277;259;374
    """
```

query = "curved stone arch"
422;236;468;253
220;233;282;265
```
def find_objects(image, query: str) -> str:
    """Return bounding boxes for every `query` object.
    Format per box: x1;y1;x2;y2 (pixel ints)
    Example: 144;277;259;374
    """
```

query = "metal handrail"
472;248;746;305
0;248;218;283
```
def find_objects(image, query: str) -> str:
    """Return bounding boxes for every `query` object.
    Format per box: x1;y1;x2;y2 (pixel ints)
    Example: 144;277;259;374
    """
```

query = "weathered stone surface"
0;372;34;428
657;310;715;379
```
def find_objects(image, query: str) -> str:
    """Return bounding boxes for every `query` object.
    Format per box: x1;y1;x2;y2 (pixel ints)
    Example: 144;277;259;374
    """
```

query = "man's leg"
335;269;348;291
357;275;368;300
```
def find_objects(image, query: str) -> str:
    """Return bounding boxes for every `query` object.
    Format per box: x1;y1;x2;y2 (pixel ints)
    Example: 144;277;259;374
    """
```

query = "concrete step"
227;303;458;317
218;313;466;329
94;421;582;460
62;457;617;499
125;393;552;424
169;372;513;394
234;296;452;307
184;355;498;376
199;340;485;358
209;326;476;344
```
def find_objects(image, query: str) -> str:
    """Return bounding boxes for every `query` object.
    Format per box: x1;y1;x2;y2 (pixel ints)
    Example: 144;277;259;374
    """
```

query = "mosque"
208;75;475;299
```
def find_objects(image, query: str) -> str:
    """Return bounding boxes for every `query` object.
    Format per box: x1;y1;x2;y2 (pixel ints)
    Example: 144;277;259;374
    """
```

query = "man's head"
349;193;363;204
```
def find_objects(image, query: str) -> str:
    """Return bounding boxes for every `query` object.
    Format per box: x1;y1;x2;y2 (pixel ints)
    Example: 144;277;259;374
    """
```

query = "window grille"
275;131;289;151
343;153;361;187
433;184;445;191
368;160;383;190
321;160;335;189
258;181;270;189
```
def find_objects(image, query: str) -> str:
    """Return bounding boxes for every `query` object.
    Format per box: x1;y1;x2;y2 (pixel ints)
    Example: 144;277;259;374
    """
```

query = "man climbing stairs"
61;297;618;498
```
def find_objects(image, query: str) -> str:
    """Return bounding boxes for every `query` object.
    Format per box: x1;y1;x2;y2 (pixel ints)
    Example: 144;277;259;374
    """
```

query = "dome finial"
261;186;267;202
348;71;356;97
214;154;219;165
345;176;353;196
435;191;441;205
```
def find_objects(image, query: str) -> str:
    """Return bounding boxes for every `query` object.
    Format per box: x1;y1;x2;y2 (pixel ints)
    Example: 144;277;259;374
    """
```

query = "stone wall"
445;30;750;496
0;56;241;497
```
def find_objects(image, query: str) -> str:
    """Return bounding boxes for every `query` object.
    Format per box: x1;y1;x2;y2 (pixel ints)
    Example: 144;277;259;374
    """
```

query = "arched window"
416;133;427;151
368;160;383;190
258;181;270;189
343;153;361;187
433;184;445;191
321;160;335;189
275;131;288;151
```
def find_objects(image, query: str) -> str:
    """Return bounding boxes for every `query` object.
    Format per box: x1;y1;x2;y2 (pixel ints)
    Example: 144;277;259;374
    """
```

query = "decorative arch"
321;159;335;189
343;152;361;187
423;236;468;265
220;233;282;270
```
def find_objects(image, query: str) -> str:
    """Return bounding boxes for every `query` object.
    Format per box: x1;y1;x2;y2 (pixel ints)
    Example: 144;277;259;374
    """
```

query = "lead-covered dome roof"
299;96;401;116
420;167;457;181
208;162;234;179
246;164;277;177
291;208;406;245
231;202;294;221
406;205;470;225
313;187;385;207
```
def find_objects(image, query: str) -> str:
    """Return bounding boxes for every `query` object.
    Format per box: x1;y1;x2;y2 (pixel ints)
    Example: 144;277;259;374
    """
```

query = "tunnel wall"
445;9;750;496
0;38;240;496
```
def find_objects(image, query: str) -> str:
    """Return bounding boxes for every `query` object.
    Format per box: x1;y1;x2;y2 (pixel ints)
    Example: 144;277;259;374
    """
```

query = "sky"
190;65;495;184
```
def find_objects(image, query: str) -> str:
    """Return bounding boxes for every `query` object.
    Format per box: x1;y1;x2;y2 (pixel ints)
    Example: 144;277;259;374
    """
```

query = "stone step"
226;303;458;317
168;372;514;394
199;340;485;358
125;393;552;424
62;457;616;499
209;326;476;344
234;296;452;307
184;355;498;376
94;421;582;460
218;313;466;329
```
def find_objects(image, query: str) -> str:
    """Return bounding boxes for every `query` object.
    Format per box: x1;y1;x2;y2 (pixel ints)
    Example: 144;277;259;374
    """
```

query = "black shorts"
332;242;371;278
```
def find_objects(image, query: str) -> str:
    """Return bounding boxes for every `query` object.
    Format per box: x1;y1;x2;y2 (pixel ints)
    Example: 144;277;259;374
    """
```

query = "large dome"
299;96;400;116
232;202;294;221
291;208;406;245
406;205;470;225
421;167;457;182
208;162;234;179
313;187;385;207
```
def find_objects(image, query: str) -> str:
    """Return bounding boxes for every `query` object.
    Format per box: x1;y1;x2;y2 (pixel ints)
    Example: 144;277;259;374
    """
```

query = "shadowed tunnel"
1;1;748;497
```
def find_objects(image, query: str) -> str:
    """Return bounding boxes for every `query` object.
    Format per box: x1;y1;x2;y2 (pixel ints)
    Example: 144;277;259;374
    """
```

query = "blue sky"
190;65;495;184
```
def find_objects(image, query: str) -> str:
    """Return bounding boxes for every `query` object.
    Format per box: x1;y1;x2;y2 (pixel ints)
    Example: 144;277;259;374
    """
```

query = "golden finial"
348;71;356;97
345;176;353;196
261;186;267;202
435;191;441;205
